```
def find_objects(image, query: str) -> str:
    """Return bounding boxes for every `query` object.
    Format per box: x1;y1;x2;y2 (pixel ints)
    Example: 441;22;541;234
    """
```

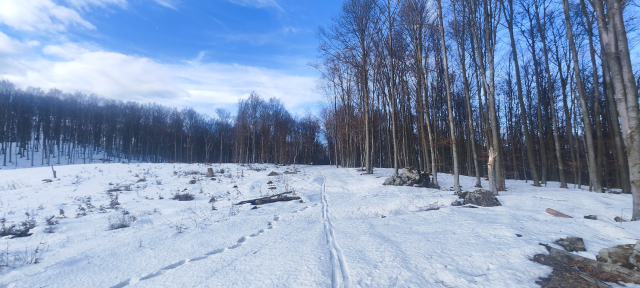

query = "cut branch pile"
235;192;300;206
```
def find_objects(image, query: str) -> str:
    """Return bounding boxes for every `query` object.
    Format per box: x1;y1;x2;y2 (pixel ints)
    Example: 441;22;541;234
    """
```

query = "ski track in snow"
321;175;351;288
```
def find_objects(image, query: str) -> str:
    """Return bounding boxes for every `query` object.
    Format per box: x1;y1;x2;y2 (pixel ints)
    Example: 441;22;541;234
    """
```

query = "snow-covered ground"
0;163;638;287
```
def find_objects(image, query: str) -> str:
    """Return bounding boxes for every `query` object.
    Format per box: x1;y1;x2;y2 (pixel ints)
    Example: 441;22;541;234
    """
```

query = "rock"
189;179;196;184
456;189;501;207
631;241;640;270
584;215;597;220
382;168;430;187
555;237;586;252
615;216;628;222
539;245;640;284
42;179;53;183
597;242;640;271
268;171;280;176
451;199;463;206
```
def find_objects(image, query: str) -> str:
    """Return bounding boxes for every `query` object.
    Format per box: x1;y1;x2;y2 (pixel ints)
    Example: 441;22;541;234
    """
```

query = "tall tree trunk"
527;16;549;185
591;0;640;218
503;0;541;187
579;0;604;190
561;0;602;192
437;0;460;191
469;0;504;190
600;31;631;193
453;2;481;188
535;4;567;188
423;56;438;186
387;0;400;176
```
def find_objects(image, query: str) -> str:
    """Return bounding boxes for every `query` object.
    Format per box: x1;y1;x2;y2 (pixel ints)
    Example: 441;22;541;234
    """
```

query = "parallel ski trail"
321;175;350;288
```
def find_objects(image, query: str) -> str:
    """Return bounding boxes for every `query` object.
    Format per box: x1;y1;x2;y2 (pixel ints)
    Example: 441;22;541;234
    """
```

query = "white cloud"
227;0;283;11
0;41;320;116
0;32;30;55
42;42;93;59
64;0;127;10
0;0;95;31
152;0;178;9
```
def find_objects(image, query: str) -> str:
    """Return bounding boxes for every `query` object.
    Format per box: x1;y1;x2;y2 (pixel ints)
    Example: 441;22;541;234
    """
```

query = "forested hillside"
0;84;327;167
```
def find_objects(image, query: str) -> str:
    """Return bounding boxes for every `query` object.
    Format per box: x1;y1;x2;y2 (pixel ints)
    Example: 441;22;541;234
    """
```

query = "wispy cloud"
0;32;39;55
0;0;96;31
152;0;179;10
218;26;300;45
227;0;283;11
64;0;127;10
0;39;319;115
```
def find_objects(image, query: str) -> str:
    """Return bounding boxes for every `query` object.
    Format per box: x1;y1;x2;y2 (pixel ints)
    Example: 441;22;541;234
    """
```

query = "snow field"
0;163;638;287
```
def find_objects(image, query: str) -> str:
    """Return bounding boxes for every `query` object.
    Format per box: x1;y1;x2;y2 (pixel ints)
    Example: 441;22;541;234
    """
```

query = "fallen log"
546;208;573;218
235;192;300;206
540;244;640;284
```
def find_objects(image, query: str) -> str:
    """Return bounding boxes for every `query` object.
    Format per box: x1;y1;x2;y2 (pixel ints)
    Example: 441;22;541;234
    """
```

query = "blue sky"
0;0;342;116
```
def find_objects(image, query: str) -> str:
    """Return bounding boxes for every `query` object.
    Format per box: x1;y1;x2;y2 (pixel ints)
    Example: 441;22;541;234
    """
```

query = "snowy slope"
0;163;638;287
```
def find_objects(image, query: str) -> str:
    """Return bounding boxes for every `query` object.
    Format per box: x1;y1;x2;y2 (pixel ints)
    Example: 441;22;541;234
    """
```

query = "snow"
0;162;638;287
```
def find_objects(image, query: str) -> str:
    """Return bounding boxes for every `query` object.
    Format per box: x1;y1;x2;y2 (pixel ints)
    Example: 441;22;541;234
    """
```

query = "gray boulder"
455;189;501;207
555;237;586;252
383;168;430;187
597;241;640;271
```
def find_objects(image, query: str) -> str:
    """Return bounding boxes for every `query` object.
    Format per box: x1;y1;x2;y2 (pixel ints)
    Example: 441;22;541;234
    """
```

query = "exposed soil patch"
533;253;622;287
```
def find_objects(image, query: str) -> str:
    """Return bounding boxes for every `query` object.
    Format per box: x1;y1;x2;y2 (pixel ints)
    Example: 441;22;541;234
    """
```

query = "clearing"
0;163;638;287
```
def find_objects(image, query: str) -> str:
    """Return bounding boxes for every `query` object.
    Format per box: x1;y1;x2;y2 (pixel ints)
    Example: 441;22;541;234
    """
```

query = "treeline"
316;0;640;218
0;82;327;167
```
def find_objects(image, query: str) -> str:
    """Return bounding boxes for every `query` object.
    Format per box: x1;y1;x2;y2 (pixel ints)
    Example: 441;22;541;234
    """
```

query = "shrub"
45;216;59;226
76;205;87;218
0;216;36;238
44;215;59;233
172;193;195;201
108;211;137;230
109;194;120;209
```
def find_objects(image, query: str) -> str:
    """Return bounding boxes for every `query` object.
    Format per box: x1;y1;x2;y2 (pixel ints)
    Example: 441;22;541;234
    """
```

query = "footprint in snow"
139;270;164;281
206;248;225;256
189;256;207;262
110;215;276;287
110;278;132;288
162;260;187;270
